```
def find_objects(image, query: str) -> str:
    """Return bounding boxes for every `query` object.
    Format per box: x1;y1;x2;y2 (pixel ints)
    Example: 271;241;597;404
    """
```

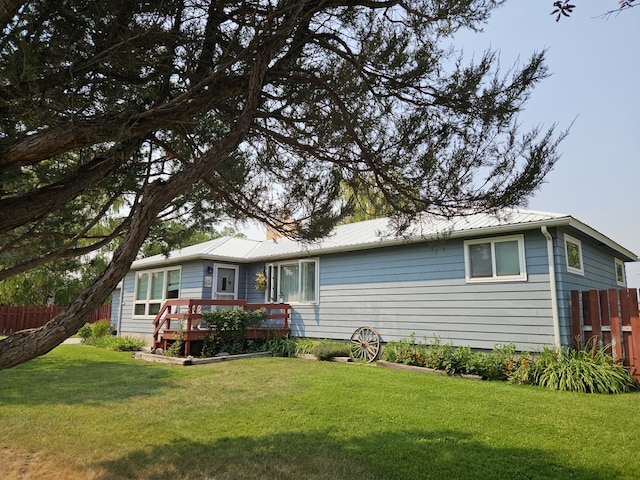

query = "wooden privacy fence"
0;304;112;334
571;288;640;381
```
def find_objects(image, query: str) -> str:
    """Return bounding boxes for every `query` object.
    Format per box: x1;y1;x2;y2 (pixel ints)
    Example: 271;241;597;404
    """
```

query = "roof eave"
246;216;637;263
131;253;251;270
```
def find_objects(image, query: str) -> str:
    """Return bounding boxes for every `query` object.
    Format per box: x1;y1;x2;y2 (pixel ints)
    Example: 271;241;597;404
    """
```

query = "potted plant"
254;271;267;292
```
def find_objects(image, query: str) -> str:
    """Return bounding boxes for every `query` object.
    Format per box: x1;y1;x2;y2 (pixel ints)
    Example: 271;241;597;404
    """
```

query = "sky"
240;1;640;287
456;1;640;287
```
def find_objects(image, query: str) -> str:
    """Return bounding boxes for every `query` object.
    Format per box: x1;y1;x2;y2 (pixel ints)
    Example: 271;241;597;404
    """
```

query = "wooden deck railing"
151;299;291;356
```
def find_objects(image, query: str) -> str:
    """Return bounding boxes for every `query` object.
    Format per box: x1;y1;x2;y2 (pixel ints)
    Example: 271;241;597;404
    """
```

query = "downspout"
541;226;561;347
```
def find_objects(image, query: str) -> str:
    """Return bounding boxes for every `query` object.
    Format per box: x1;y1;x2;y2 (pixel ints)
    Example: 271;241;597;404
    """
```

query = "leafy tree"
0;223;240;305
0;0;564;369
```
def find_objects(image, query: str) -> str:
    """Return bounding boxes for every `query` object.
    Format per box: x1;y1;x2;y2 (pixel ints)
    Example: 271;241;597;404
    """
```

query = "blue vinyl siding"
554;227;626;346
118;261;204;335
114;225;632;352
282;231;556;351
110;288;120;326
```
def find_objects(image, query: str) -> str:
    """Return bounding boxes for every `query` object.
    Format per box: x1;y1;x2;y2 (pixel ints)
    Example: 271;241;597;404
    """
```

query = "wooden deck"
152;299;291;357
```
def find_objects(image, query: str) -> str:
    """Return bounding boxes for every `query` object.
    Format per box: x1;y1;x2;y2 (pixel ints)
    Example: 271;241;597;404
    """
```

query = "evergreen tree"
0;0;564;368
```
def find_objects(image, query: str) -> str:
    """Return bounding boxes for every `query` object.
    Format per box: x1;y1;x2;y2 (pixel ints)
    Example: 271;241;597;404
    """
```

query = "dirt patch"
1;446;101;480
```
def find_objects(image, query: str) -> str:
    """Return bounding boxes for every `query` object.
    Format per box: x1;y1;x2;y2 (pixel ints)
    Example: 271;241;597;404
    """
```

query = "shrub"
164;324;185;357
165;340;184;357
381;335;429;367
201;308;266;357
382;336;530;379
311;339;350;361
510;341;637;394
78;323;94;340
83;335;146;351
91;319;112;338
423;336;456;371
294;338;316;355
110;336;147;352
261;338;299;357
473;343;520;381
78;319;112;341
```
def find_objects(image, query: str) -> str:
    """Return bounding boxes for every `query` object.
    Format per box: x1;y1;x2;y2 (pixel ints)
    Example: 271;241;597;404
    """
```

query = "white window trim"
133;266;181;317
614;258;626;287
564;234;584;276
213;263;239;300
464;235;527;283
266;258;319;305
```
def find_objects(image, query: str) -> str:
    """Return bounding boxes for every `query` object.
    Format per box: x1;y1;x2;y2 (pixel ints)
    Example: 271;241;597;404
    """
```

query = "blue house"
111;209;637;352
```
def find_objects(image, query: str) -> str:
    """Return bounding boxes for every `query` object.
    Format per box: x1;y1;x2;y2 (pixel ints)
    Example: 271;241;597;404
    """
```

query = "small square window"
564;234;584;276
615;258;626;286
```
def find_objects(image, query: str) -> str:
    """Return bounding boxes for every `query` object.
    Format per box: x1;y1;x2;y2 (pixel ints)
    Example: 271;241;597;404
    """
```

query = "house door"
214;265;238;300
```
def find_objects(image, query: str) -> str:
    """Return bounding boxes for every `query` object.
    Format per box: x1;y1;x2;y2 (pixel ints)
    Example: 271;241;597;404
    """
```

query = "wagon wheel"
350;326;381;363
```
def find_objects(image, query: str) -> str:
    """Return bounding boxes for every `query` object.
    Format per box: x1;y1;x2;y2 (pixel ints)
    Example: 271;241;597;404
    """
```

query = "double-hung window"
134;267;181;316
464;235;526;282
266;259;318;304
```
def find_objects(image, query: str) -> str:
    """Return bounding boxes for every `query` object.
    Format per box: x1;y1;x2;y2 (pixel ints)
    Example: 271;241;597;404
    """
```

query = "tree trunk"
0;64;267;368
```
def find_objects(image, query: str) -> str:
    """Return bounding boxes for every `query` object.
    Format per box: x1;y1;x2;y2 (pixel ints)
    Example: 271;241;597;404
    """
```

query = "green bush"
311;339;350;361
201;308;267;357
91;319;112;338
509;341;637;394
259;338;350;360
381;335;429;366
78;323;94;340
83;335;146;351
260;338;299;357
382;336;526;379
110;336;147;352
294;338;315;355
473;343;520;381
78;319;112;341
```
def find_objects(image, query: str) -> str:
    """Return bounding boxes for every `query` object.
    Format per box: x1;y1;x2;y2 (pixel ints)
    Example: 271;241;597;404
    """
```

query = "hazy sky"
453;1;640;286
240;2;640;286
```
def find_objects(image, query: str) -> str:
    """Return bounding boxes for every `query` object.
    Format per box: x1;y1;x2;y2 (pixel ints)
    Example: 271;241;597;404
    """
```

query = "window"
134;267;181;316
464;235;526;282
266;259;318;304
615;258;626;286
564;234;584;275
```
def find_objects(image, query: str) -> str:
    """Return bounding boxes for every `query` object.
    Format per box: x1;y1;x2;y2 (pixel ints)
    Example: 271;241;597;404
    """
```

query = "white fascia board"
564;218;638;262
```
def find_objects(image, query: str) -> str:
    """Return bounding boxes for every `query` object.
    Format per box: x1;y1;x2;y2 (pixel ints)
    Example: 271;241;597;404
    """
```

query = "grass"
0;345;639;479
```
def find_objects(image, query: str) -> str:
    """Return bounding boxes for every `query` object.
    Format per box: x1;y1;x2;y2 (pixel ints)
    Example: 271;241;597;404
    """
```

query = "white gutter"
541;226;561;347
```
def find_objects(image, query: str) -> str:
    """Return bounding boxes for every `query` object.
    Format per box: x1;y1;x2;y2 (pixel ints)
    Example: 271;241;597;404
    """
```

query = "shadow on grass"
0;345;176;405
97;429;613;480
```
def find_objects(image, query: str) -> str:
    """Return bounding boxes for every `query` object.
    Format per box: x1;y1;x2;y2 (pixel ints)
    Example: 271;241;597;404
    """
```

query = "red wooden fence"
0;304;112;335
571;288;640;382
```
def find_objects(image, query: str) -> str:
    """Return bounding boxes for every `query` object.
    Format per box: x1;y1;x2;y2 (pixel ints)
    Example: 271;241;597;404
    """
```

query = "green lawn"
0;345;638;480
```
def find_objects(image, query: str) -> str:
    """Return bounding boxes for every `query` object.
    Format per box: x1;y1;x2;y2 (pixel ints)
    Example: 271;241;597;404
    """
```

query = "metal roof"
131;236;262;269
131;209;638;269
